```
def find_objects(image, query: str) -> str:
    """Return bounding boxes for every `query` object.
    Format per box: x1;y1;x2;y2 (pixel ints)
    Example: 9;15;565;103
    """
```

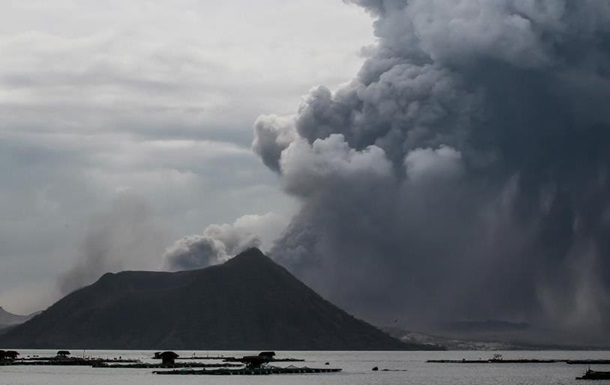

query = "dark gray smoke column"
253;0;610;333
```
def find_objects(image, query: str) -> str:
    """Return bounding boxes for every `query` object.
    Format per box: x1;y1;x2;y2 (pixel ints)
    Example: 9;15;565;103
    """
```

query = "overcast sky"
0;0;374;314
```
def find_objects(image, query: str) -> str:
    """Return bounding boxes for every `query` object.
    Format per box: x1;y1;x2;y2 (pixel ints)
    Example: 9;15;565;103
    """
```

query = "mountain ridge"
0;306;37;328
0;248;438;350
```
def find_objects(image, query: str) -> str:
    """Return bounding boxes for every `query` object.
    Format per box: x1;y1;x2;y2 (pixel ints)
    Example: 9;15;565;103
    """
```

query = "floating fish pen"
427;359;564;364
568;360;610;365
178;355;233;360
222;357;305;362
1;359;100;366
154;366;342;375
1;354;139;366
429;357;610;366
93;362;242;369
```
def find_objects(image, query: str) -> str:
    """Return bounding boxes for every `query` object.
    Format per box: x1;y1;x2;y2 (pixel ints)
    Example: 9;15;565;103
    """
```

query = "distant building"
0;350;19;360
258;351;276;359
156;351;179;365
56;350;71;359
240;351;276;368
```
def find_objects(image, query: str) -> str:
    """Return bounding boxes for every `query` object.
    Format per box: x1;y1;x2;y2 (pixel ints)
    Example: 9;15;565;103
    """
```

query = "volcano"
0;248;436;350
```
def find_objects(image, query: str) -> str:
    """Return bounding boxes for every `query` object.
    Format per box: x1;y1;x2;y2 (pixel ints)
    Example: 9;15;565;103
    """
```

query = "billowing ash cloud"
59;194;167;294
163;213;287;271
253;0;610;333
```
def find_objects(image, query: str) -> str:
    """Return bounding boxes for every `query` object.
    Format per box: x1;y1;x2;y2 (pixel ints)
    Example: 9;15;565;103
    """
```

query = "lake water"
1;350;608;384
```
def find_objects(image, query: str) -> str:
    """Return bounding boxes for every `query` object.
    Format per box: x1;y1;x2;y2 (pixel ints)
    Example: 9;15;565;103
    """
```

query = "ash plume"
59;194;167;294
164;213;287;271
253;0;610;334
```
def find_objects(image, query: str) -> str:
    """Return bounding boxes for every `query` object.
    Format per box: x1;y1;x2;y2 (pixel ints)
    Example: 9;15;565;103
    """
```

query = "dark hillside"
0;248;434;350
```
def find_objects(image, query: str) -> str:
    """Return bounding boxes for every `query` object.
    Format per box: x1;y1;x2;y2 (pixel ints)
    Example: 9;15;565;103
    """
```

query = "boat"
576;369;610;380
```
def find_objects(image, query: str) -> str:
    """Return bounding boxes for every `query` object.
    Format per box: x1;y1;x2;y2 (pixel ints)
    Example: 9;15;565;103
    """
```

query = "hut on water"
56;350;71;359
0;350;19;360
156;351;179;365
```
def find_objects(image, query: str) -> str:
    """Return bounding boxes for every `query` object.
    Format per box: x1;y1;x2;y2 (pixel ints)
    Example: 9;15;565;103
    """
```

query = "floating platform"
93;362;241;369
0;360;96;366
222;357;305;362
568;360;610;365
430;358;610;365
0;359;239;369
427;359;564;364
1;357;140;366
154;366;342;375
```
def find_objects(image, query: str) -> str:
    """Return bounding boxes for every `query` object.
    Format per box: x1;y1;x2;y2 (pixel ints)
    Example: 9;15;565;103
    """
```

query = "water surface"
1;350;607;384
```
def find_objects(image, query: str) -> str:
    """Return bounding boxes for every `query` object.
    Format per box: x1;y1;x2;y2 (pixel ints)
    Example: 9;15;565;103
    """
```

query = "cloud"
254;0;610;338
164;212;288;271
253;114;297;172
0;0;374;309
279;134;393;197
405;146;463;182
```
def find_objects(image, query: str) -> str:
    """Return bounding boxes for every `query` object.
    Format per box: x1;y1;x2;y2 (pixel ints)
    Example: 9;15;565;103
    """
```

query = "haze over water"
1;350;607;385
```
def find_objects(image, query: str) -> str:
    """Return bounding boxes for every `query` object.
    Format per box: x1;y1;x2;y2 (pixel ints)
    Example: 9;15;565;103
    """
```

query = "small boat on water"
576;369;610;380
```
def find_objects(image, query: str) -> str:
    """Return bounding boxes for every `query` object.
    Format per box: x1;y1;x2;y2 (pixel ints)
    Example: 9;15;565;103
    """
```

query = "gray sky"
0;0;373;314
7;0;610;344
